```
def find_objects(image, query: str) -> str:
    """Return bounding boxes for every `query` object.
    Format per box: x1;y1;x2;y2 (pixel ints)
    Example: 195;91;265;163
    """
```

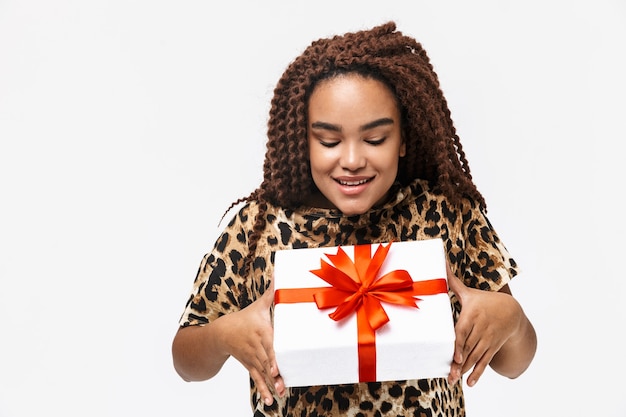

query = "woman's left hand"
446;263;525;387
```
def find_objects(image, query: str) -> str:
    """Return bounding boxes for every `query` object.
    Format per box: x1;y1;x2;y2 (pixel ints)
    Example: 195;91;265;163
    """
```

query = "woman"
172;21;536;416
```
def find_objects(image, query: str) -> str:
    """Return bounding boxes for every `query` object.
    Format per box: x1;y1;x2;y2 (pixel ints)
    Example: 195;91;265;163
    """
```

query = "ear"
399;140;406;157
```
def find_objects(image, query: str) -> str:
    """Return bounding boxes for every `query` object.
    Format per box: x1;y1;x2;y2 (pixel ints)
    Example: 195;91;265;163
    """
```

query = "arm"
447;267;537;386
487;284;537;378
171;317;231;382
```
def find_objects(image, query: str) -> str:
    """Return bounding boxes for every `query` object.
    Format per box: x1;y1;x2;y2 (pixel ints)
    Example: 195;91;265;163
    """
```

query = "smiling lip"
333;176;374;194
335;177;371;186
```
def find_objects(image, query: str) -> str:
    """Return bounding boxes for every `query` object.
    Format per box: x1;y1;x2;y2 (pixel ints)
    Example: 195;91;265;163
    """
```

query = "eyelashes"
318;137;387;148
365;137;386;146
319;140;339;148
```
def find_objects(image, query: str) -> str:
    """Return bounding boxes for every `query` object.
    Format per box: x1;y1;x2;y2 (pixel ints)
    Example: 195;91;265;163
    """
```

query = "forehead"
308;74;400;121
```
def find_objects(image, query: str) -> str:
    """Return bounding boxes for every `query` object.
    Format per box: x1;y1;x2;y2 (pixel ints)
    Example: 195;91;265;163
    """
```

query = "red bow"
310;243;419;331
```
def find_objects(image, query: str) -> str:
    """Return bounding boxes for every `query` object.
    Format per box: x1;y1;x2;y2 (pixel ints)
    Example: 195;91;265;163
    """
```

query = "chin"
337;205;371;216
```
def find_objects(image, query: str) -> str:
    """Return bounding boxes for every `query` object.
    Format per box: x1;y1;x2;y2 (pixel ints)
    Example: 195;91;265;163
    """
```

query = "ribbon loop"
309;242;419;328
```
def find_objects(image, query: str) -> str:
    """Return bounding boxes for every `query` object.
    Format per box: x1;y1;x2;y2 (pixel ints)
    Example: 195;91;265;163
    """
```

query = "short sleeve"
455;203;519;292
178;205;255;327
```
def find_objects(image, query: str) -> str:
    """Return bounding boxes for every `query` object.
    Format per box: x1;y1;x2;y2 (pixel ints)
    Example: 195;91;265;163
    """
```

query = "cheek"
309;147;334;173
374;152;401;171
308;153;324;186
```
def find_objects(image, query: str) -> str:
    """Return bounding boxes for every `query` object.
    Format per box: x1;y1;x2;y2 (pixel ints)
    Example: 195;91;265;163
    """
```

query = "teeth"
339;179;369;186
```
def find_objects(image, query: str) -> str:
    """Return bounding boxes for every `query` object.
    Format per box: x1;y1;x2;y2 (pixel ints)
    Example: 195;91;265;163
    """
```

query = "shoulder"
403;179;480;227
218;200;279;240
405;179;517;290
223;201;261;228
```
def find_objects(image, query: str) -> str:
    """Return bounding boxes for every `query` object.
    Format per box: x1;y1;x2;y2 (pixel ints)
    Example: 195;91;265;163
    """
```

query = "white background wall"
1;1;624;416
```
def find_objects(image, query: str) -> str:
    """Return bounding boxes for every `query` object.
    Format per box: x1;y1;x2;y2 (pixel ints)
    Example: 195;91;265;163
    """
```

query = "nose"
340;142;366;171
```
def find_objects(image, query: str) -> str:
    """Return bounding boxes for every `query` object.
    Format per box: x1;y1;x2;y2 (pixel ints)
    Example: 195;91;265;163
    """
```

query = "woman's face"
307;74;405;215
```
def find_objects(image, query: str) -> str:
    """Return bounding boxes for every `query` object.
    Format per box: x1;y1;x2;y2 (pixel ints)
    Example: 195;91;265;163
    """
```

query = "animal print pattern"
179;179;518;416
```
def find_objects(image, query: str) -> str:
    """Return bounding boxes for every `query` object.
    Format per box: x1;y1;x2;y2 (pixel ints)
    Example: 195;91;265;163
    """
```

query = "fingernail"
264;397;273;406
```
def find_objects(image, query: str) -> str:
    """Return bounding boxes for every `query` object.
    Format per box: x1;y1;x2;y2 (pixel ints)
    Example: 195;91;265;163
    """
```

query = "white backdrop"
1;1;625;416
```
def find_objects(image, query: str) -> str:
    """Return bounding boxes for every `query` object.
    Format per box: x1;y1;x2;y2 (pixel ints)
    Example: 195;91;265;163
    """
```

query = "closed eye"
319;140;340;148
365;137;386;146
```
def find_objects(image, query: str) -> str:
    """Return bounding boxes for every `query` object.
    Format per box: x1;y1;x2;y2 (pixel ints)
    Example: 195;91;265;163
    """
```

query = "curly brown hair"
228;21;485;277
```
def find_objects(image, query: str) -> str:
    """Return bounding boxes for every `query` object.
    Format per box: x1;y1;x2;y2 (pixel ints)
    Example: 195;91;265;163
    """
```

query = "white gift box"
273;238;455;388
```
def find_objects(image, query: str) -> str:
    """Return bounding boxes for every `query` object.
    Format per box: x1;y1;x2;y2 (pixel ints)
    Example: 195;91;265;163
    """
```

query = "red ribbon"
274;242;448;382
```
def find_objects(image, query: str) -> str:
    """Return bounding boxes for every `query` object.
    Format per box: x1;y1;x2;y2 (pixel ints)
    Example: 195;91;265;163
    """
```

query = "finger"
253;343;273;376
252;331;281;383
452;310;475;365
465;351;492;387
238;346;278;403
249;368;275;406
460;337;484;375
264;278;275;297
446;271;466;303
449;326;481;386
447;360;462;385
260;332;284;395
260;280;275;307
273;373;286;398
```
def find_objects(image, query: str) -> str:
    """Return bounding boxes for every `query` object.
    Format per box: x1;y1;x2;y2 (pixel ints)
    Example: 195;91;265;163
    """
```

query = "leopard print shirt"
178;179;519;417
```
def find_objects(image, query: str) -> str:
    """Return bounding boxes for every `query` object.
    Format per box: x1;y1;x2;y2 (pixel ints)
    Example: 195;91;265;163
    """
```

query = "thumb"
260;279;275;306
446;262;466;304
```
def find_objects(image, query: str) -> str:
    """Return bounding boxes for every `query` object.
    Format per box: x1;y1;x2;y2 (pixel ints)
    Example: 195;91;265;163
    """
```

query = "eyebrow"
310;117;395;133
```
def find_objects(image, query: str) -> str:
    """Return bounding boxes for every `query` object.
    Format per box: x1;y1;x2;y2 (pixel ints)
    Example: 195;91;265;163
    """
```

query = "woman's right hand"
219;282;285;405
172;282;285;406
